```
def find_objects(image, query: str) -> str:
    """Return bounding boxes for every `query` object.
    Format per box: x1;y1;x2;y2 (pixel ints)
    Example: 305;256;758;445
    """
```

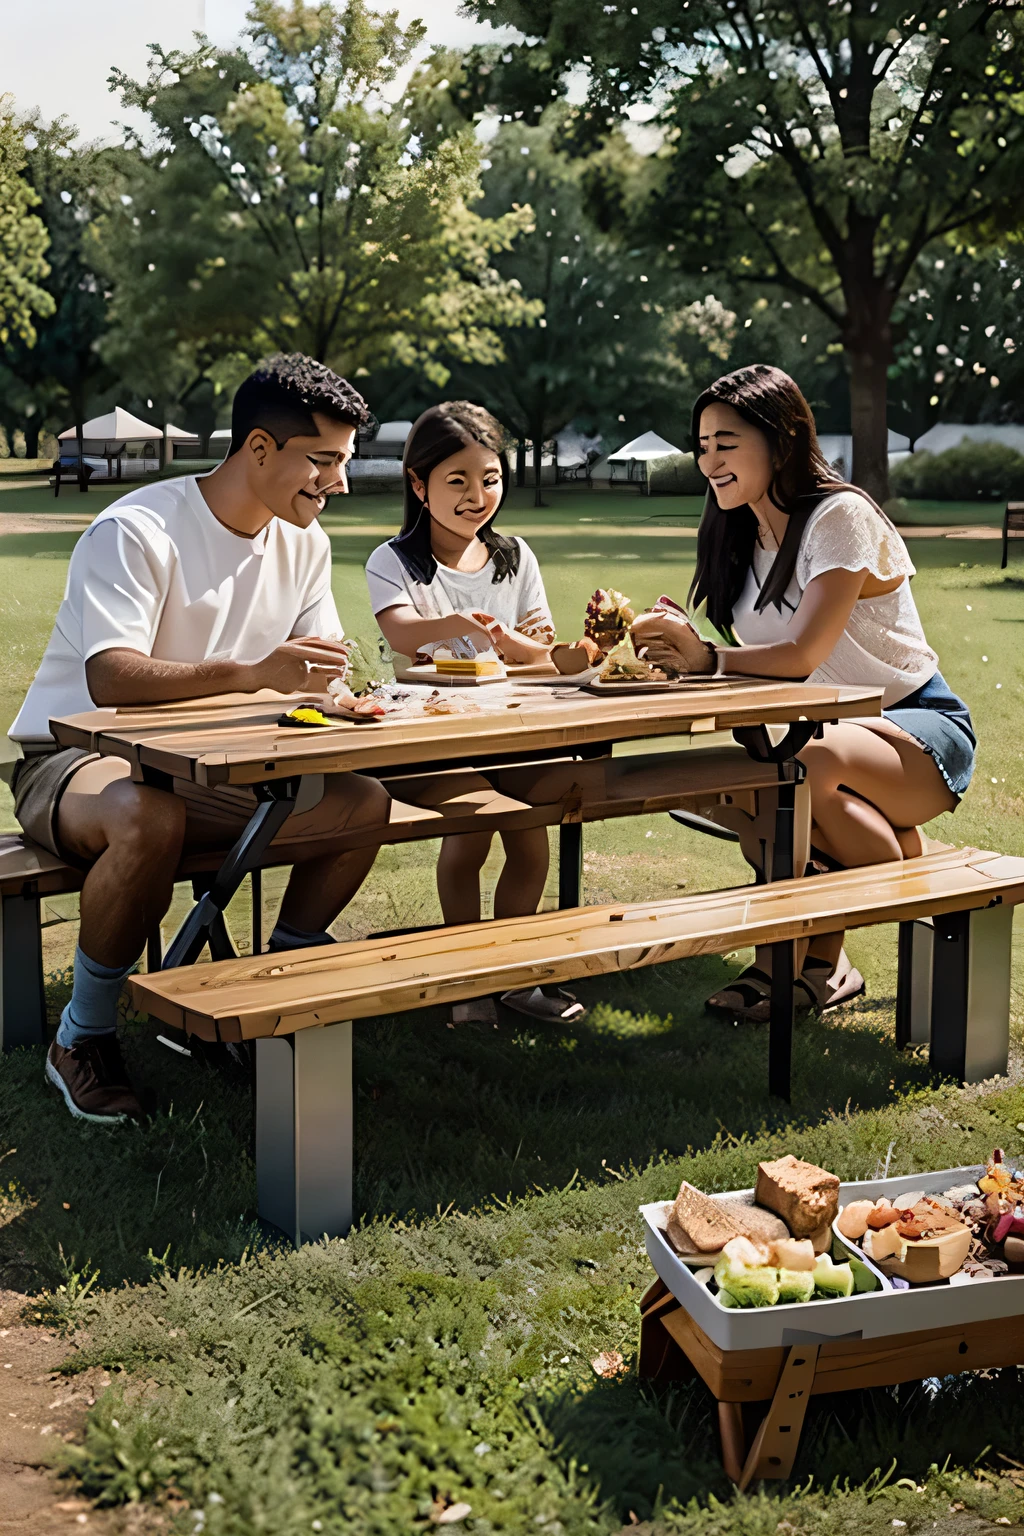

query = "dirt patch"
0;1292;158;1533
0;517;93;537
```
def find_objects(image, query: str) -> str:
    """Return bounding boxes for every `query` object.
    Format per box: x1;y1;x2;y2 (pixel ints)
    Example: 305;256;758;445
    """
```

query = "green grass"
1;487;1024;1529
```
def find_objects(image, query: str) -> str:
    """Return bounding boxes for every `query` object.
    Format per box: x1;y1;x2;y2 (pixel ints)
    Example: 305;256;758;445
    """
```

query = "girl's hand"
448;612;503;652
630;611;716;674
470;611;549;665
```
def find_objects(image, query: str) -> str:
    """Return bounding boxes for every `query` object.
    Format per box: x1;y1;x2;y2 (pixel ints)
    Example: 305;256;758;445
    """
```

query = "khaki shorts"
11;746;380;863
11;747;98;861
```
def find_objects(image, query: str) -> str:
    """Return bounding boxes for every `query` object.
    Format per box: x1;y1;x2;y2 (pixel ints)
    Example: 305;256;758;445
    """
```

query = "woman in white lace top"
632;364;975;1022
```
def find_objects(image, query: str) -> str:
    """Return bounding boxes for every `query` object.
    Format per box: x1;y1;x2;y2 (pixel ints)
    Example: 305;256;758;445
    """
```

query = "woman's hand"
630;611;716;674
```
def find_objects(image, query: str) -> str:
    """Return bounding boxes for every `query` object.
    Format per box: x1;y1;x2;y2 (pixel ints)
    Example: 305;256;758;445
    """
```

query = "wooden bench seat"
129;845;1024;1246
0;744;794;1050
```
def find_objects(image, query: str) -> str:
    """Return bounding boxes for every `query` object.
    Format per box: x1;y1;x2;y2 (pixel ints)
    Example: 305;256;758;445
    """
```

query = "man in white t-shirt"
8;353;389;1124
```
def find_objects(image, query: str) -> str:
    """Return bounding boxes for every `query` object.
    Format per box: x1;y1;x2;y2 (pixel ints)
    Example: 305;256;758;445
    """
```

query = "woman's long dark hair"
688;364;864;631
390;401;518;585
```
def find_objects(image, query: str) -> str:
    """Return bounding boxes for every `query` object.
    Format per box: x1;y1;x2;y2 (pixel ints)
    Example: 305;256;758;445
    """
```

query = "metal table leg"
161;774;324;970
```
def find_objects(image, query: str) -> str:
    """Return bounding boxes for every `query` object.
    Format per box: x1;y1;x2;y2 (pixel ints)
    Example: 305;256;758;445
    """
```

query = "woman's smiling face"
697;401;774;509
408;439;504;540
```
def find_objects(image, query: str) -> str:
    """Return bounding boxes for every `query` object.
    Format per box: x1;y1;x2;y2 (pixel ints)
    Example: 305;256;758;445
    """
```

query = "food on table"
770;1237;817;1271
667;1182;745;1254
776;1268;816;1305
811;1254;855;1299
422;690;483;716
551;639;601;675
665;1184;789;1258
584;589;636;654
865;1200;901;1230
836;1199;876;1241
755;1155;841;1238
710;1234;869;1309
346;685;420;719
979;1148;1013;1194
598;638;669;683
432;648;505;678
278;706;338;729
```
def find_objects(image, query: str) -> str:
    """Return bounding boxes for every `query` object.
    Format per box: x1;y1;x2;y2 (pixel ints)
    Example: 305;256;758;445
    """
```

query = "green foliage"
461;0;1024;495
91;0;537;412
648;452;705;496
890;438;1024;500
0;96;54;347
889;246;1024;443
0;113;116;454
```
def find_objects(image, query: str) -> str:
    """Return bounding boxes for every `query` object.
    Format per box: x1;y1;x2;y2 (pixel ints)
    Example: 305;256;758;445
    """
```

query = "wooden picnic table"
51;678;883;1075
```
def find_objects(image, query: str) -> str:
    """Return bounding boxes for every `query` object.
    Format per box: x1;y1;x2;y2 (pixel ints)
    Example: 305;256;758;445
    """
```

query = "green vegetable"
849;1256;880;1294
713;1254;780;1308
777;1267;815;1305
812;1254;855;1299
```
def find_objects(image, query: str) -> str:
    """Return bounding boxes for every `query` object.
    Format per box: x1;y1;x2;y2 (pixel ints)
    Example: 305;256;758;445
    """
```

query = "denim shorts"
884;670;976;799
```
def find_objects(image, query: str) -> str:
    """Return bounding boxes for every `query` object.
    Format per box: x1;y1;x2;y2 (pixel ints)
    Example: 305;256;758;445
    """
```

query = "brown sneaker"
45;1036;143;1124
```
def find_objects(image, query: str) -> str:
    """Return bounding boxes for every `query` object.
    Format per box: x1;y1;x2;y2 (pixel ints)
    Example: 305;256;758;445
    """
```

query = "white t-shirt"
732;491;937;708
10;475;341;744
364;536;553;658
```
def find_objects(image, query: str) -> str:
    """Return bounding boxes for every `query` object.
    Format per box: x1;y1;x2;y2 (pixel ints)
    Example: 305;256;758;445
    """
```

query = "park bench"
129;843;1024;1246
0;741;802;1050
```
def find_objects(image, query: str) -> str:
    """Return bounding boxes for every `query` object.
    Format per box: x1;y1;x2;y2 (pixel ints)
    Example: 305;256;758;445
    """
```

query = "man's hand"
250;637;352;694
630;612;715;674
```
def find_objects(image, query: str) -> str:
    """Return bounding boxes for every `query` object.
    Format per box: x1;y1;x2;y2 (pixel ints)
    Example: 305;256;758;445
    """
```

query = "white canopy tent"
607;430;682;463
818;430;912;480
607;430;682;491
368;420;413;460
58;407;161;445
913;423;1024;456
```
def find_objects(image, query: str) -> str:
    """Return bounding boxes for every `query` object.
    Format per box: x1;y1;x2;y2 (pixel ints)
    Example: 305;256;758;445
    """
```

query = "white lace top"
731;491;938;708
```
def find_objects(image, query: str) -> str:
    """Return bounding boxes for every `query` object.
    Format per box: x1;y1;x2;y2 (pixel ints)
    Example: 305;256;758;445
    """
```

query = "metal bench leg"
0;889;47;1051
559;821;582;909
255;1021;353;1245
895;917;933;1049
930;904;1013;1082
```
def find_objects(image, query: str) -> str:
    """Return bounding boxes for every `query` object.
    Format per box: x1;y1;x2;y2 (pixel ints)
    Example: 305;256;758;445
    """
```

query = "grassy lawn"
1;484;1024;1530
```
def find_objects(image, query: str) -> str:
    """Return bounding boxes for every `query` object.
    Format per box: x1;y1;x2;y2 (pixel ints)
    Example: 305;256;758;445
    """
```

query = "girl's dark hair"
688;364;859;631
390;401;518;585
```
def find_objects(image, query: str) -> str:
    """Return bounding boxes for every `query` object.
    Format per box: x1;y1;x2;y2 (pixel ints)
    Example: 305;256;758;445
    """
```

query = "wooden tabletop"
50;680;882;787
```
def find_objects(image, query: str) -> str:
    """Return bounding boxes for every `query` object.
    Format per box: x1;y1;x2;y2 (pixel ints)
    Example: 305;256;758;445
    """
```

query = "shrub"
648;451;706;496
890;438;1024;501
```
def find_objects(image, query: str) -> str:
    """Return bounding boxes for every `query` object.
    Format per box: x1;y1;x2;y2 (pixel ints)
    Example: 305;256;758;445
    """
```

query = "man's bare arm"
85;637;353;707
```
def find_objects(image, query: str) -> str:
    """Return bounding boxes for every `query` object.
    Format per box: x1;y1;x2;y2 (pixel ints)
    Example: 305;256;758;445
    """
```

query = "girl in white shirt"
366;401;581;1025
633;364;975;1022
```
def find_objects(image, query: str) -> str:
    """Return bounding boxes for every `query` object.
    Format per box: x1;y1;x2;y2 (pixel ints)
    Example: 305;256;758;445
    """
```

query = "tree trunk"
845;306;893;504
532;437;545;508
515;442;526;488
24;420;40;460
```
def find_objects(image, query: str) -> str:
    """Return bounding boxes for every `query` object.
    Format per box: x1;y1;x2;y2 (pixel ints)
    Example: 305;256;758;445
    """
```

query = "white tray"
641;1164;1023;1352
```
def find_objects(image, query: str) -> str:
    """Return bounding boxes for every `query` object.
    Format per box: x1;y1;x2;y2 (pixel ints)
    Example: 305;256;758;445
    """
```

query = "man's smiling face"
246;411;356;528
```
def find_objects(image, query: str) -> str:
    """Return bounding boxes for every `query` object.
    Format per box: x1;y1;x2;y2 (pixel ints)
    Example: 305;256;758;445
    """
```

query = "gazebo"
55;407;163;495
607;430;682;491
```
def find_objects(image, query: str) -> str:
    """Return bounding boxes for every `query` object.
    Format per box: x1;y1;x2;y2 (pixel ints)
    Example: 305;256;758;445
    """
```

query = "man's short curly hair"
229;352;373;456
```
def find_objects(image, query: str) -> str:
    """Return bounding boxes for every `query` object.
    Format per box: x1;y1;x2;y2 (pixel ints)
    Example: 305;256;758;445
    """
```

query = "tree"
446;112;695;504
888;245;1024;445
0;96;54;351
0;114;115;461
92;0;536;414
459;1;1024;500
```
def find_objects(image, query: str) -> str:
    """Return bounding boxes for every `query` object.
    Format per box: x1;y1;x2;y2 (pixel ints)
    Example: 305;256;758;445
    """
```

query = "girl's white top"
731;491;937;708
365;536;553;658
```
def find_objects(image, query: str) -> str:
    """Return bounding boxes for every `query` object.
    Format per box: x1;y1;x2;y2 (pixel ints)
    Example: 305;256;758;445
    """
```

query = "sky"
3;0;514;143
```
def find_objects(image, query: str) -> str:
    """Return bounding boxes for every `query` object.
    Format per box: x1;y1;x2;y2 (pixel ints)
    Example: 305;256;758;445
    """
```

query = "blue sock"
57;946;134;1048
268;920;336;952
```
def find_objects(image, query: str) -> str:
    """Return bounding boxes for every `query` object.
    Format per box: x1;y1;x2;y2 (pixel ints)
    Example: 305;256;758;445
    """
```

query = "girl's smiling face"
697;401;774;509
408;439;504;540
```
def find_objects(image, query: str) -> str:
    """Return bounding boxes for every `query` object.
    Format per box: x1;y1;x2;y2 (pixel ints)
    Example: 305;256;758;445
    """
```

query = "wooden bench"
129;844;1024;1246
0;743;797;1051
1002;501;1024;569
